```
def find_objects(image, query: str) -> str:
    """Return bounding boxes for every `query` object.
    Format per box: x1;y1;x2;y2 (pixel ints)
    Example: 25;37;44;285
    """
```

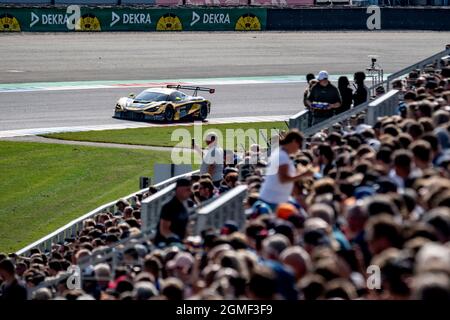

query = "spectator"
306;70;342;122
261;235;298;300
196;179;215;203
389;150;413;190
154;178;192;246
247;266;277;300
0;259;27;300
115;199;129;216
338;76;353;112
353;71;368;107
303;73;317;108
7;58;450;301
259;130;312;210
315;144;335;177
195;132;224;188
219;169;239;194
280;246;312;282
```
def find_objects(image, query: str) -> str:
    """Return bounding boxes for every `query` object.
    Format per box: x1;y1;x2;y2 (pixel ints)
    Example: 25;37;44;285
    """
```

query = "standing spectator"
338;76;353;112
196;132;224;188
303;73;316;108
306;71;342;123
154;178;192;246
0;259;27;300
353;71;368;107
259;130;312;211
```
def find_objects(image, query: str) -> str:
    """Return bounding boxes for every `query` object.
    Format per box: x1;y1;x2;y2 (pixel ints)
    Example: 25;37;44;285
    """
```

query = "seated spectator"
196;179;216;203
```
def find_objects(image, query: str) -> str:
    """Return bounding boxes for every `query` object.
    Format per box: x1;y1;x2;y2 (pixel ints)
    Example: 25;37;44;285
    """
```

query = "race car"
113;85;214;122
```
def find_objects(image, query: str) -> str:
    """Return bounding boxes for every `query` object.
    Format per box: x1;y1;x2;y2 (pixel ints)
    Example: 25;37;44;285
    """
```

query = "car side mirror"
128;93;136;98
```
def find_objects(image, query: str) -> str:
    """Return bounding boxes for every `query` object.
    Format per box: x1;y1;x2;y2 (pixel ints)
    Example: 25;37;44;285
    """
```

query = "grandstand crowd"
1;62;450;301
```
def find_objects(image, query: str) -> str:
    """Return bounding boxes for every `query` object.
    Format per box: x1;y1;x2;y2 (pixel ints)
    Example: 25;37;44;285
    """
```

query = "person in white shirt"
259;130;312;211
195;132;224;188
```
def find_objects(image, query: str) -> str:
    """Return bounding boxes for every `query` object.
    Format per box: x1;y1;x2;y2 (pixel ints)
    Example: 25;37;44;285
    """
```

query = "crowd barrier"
289;90;400;135
15;170;199;257
192;184;247;235
1;7;450;32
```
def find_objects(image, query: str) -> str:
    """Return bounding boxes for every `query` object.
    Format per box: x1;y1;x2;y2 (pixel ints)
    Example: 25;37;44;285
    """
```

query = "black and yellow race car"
113;85;214;122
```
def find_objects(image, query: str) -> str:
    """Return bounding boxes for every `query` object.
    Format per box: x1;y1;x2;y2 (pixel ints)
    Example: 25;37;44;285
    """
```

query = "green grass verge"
0;141;173;253
41;121;288;150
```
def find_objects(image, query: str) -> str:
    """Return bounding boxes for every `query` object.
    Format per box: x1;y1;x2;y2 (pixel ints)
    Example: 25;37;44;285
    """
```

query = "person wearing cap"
305;70;342;124
195;132;224;188
154;178;192;246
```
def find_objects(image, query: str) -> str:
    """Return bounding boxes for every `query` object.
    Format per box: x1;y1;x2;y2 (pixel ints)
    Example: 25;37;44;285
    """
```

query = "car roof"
142;87;179;95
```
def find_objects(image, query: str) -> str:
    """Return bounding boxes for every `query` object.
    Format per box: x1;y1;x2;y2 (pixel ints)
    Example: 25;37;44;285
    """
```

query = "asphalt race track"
0;83;302;131
1;31;449;133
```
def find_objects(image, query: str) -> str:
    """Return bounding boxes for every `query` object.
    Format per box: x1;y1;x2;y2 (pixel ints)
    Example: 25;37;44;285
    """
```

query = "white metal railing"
193;184;248;236
289;90;400;136
16;170;199;257
303;90;400;136
26;183;248;298
141;183;177;232
385;47;450;91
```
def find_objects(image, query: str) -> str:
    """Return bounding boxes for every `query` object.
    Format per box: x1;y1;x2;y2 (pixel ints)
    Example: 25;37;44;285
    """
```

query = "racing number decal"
78;14;101;31
156;14;182;31
0;14;21;32
235;14;261;31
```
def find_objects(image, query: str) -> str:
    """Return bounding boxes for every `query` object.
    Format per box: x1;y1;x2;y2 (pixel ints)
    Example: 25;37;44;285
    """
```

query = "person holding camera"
193;132;224;188
305;70;342;124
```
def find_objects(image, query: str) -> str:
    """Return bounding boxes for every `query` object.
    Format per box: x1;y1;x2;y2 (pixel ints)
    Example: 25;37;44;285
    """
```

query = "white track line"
0;115;290;138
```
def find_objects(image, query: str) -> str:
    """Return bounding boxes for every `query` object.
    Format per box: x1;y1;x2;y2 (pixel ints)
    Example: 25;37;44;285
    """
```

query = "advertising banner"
0;6;267;31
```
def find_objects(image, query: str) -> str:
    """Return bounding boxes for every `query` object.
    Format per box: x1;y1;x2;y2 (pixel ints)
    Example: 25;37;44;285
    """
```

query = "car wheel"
198;104;208;121
164;105;174;122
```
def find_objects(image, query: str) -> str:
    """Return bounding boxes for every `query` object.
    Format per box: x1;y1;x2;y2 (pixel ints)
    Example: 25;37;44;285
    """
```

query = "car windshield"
134;91;168;102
